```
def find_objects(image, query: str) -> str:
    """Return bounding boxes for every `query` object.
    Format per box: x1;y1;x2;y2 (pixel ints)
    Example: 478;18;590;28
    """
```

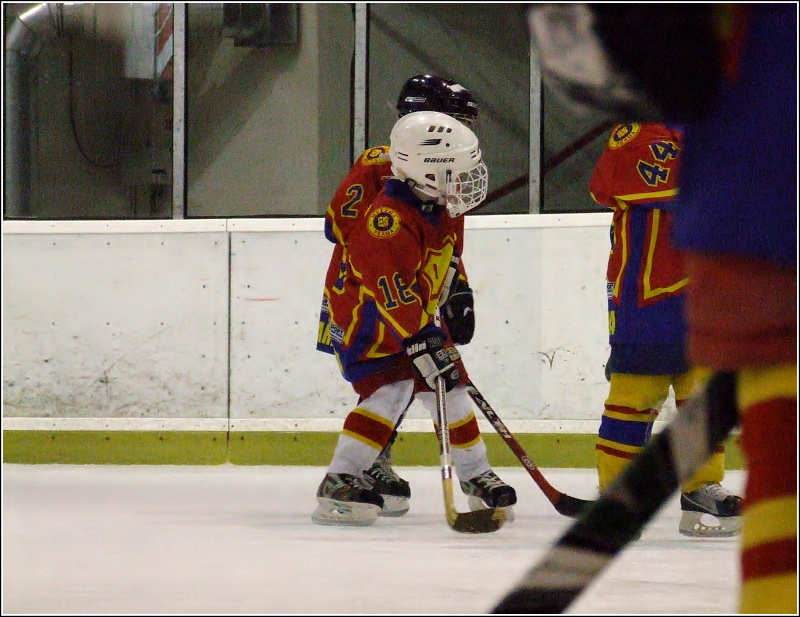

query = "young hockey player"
589;121;742;537
316;75;481;516
312;111;516;526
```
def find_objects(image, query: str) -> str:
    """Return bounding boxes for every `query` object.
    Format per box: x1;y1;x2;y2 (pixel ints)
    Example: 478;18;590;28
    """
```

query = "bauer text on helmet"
389;111;488;217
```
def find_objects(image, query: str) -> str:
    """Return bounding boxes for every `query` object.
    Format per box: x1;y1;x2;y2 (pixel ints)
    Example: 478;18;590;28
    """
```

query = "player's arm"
323;147;389;245
324;170;368;245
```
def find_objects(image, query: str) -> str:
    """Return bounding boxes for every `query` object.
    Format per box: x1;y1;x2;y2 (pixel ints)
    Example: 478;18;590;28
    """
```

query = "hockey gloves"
441;278;475;345
404;325;461;392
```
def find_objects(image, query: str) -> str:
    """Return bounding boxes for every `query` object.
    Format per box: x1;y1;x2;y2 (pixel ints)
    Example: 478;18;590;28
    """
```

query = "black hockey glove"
404;325;461;392
441;278;475;345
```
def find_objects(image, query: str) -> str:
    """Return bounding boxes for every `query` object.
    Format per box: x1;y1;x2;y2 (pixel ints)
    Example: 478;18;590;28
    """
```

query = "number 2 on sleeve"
341;185;364;218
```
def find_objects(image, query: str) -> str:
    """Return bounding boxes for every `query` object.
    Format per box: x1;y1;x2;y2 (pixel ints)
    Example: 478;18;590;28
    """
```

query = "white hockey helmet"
389;111;488;217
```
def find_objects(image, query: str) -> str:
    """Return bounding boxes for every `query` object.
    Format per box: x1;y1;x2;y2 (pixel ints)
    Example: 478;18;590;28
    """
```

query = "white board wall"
4;215;678;433
3;223;230;426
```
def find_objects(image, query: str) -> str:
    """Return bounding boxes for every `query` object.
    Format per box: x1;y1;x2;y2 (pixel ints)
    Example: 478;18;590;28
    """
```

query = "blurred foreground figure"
530;4;796;612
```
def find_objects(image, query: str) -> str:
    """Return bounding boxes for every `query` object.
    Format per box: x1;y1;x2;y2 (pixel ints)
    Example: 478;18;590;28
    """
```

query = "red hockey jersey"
317;146;466;356
324;178;464;384
324;146;394;247
589;122;687;346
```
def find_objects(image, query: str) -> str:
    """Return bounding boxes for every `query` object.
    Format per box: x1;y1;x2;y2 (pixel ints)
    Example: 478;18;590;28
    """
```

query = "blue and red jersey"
589;123;688;352
324;179;465;384
317;146;467;363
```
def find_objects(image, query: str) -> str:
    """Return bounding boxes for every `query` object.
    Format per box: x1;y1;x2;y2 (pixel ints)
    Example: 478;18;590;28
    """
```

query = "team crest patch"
367;206;401;239
608;123;640;149
361;145;391;166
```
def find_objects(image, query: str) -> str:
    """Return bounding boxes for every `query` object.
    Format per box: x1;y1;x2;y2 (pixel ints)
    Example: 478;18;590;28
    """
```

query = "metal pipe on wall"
352;3;367;161
4;3;53;217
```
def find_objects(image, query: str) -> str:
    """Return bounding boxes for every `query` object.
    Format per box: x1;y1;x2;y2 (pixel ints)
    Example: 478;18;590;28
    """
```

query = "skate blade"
378;495;410;517
468;495;515;523
679;511;742;537
311;498;380;526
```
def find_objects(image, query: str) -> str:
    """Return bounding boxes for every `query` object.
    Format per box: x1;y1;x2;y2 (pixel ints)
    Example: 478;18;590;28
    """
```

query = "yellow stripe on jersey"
641;209;689;299
368;286;414;340
366;321;391;359
325;203;346;245
611;205;629;300
615;188;678;203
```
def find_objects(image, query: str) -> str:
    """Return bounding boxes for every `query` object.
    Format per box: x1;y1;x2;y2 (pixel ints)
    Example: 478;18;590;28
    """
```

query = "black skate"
679;482;743;537
460;470;517;522
363;453;411;517
311;473;384;526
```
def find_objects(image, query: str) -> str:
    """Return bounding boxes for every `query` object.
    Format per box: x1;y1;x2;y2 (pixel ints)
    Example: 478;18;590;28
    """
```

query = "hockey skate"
461;469;517;522
363;451;411;517
679;482;743;537
311;473;384;526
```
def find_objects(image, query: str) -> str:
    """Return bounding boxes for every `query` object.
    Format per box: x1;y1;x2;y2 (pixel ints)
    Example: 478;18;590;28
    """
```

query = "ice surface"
2;464;744;614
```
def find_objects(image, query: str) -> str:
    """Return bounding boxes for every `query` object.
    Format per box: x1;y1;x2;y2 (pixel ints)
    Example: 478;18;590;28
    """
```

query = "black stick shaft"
492;372;738;614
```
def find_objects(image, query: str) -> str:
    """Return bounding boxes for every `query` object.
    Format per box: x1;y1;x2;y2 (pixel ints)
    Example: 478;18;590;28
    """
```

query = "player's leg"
312;379;415;526
363;401;412;516
596;372;670;491
737;364;797;613
674;367;743;537
685;253;796;610
417;384;517;516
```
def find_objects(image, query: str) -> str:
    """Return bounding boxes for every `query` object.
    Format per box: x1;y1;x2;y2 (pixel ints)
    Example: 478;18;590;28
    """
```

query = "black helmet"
396;74;478;127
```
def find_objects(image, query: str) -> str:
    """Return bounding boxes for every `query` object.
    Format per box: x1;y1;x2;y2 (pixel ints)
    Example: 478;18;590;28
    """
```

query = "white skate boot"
679;482;743;537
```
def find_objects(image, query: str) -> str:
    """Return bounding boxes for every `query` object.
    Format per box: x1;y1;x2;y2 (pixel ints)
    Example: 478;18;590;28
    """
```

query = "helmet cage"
445;161;489;217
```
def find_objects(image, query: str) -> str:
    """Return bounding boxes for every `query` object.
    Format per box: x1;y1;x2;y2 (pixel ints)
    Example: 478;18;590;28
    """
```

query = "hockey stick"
491;371;739;613
434;313;506;534
465;382;592;518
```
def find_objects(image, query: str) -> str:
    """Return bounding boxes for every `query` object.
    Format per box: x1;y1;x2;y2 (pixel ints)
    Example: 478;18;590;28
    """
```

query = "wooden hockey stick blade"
465;383;592;519
433;346;505;535
491;372;739;614
443;476;506;533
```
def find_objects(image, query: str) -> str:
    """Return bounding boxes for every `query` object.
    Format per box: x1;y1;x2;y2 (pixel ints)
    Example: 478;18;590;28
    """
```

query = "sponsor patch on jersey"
367;206;401;239
608;123;640;149
361;145;391;166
